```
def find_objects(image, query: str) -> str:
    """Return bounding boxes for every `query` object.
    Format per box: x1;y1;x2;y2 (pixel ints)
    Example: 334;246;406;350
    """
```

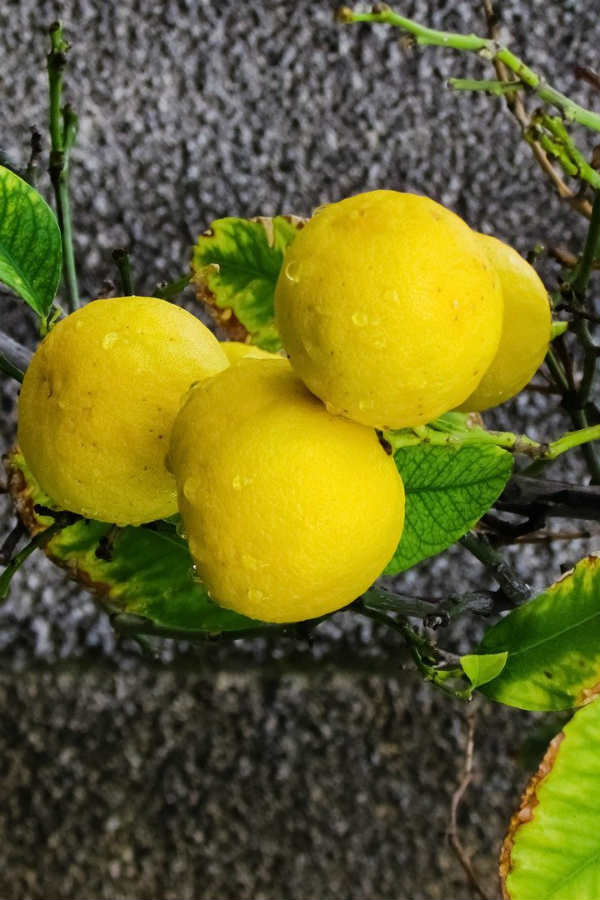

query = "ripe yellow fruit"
458;234;551;412
18;296;228;525
274;190;504;429
169;358;405;623
220;341;281;364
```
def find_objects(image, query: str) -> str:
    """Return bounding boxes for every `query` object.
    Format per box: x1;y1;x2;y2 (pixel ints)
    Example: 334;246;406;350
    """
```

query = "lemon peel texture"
18;295;228;525
274;190;504;429
169;358;405;623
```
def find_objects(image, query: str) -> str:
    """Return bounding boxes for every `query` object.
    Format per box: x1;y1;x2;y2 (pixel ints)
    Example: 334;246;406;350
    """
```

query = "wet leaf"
191;215;304;350
386;443;513;573
4;449;268;636
0;165;61;319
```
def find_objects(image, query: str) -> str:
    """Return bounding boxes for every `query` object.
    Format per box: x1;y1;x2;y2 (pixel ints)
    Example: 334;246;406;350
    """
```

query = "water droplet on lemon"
285;261;301;283
102;332;118;349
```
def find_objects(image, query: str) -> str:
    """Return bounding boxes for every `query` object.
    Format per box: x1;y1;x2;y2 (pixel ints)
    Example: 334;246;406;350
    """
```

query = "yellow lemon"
274;190;504;429
169;358;405;623
18;296;228;525
220;341;281;364
458;234;551;412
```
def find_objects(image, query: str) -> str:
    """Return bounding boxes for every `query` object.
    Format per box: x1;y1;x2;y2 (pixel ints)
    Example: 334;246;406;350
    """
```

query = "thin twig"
460;532;531;605
339;7;600;130
448;707;489;900
0;330;32;382
47;22;79;313
0;520;67;601
0;521;27;565
155;273;192;300
112;248;135;295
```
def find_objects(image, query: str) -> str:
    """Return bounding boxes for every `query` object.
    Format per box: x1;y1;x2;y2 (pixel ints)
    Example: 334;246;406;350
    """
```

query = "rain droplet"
232;474;242;491
383;289;399;304
102;332;118;349
284;261;301;283
247;587;265;605
351;311;369;326
325;400;342;417
358;398;374;411
312;202;329;217
452;299;460;310
243;553;259;571
183;477;199;503
176;520;187;539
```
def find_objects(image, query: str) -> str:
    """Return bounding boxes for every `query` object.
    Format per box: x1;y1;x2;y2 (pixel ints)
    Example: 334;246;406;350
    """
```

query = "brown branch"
575;65;600;93
448;707;490;900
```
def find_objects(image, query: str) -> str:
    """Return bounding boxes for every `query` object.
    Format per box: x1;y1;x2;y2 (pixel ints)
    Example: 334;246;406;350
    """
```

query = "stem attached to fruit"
386;421;600;464
47;22;80;314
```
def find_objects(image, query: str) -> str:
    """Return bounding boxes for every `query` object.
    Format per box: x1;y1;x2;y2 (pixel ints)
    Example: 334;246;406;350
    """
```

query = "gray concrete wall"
1;1;598;897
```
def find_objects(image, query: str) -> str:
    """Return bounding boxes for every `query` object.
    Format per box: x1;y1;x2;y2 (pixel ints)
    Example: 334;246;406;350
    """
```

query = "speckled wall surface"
0;1;597;897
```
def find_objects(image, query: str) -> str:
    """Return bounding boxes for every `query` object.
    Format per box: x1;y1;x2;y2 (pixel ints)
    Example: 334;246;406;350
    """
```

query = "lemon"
169;358;405;623
220;341;281;364
458;234;551;412
274;190;504;429
18;296;228;525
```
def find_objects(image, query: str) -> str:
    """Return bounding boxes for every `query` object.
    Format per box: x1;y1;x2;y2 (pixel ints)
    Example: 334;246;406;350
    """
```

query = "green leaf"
4;449;267;637
551;319;568;339
191;215;304;350
480;556;600;711
0;165;62;319
501;699;600;899
460;651;508;689
386;443;514;573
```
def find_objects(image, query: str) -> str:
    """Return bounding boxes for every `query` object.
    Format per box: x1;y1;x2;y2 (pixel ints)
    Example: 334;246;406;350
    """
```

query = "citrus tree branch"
47;22;79;313
387;421;600;462
0;331;31;382
460;533;532;605
338;6;600;131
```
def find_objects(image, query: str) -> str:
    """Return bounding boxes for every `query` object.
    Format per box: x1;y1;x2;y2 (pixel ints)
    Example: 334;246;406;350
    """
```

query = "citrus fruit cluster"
17;190;551;624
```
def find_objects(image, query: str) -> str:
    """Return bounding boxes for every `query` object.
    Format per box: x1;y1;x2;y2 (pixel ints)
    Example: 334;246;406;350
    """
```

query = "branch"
47;22;79;314
338;6;600;131
528;114;600;191
358;603;471;699
448;707;490;900
362;586;495;626
339;3;593;216
0;330;32;382
155;273;192;300
0;519;67;601
387;421;600;463
112;248;135;295
498;474;600;522
460;533;532;605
